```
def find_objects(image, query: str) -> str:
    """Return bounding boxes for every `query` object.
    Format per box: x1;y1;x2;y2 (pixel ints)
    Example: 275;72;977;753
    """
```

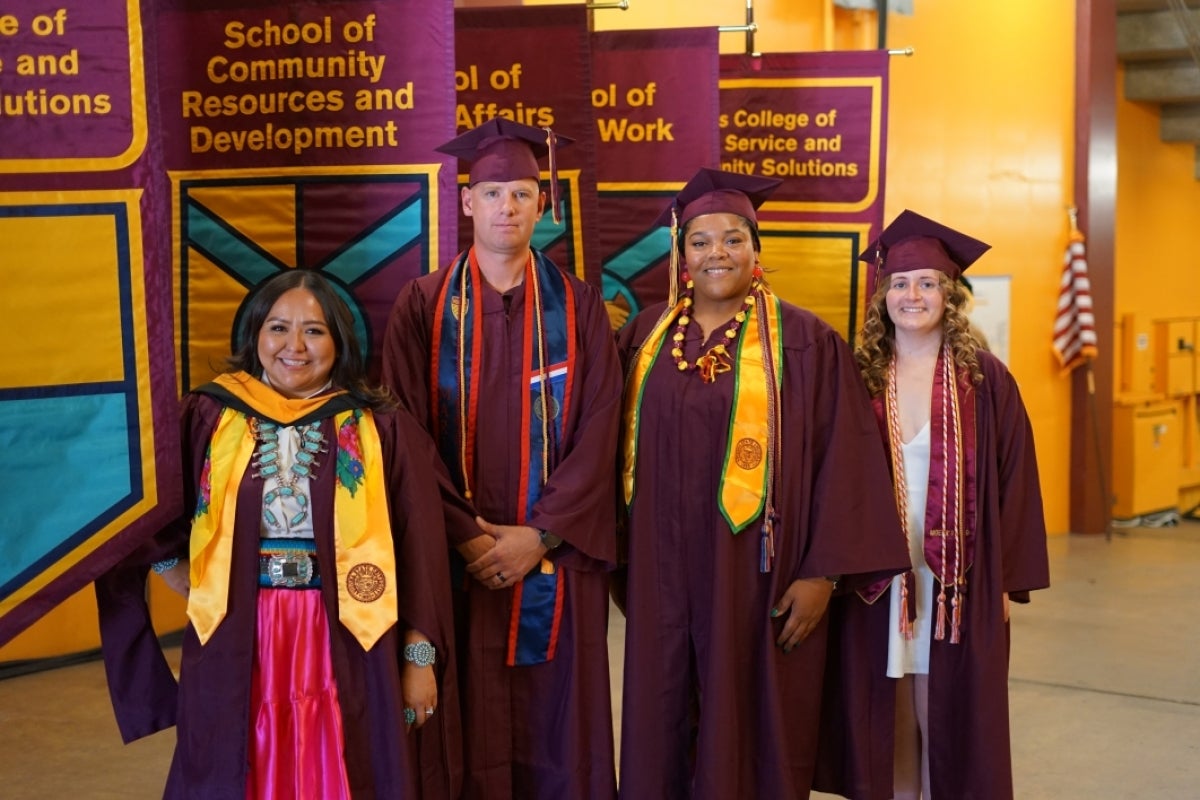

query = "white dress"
886;421;935;678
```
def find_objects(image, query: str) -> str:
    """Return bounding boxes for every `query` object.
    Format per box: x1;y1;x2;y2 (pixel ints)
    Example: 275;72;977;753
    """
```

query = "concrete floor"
1;524;1199;798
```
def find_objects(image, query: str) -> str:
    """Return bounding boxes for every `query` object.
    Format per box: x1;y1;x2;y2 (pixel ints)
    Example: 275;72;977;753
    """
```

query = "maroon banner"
453;5;599;286
0;0;145;171
721;51;889;342
592;28;720;329
0;0;459;649
0;0;180;647
156;0;457;389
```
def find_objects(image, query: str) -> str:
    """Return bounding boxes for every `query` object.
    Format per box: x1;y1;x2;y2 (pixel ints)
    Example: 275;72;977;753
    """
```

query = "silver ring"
425;707;435;716
496;572;506;583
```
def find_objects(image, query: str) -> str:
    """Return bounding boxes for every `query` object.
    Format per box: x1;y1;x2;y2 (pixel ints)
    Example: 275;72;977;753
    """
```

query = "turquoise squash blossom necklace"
251;418;327;531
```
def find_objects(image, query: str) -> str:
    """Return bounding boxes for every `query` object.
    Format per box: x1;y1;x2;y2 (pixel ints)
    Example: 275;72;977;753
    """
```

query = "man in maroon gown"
381;119;621;800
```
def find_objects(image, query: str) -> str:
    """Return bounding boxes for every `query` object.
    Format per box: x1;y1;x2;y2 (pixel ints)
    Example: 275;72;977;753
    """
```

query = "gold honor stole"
431;249;575;666
623;291;783;536
187;372;398;651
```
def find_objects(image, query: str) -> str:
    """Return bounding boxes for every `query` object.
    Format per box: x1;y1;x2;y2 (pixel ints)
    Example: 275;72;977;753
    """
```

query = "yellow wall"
589;0;873;53
1115;66;1200;320
1114;65;1200;514
884;4;1074;535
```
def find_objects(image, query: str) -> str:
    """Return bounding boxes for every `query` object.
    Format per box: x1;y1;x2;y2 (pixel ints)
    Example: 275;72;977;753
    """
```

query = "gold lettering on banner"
720;98;864;180
454;61;556;129
179;10;420;155
0;9;114;119
591;80;679;146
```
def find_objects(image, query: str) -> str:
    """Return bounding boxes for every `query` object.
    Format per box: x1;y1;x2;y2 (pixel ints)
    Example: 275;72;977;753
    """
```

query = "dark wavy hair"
227;270;393;409
855;271;984;397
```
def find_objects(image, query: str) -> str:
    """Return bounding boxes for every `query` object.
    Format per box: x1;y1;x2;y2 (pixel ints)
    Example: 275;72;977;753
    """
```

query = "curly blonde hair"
855;272;985;397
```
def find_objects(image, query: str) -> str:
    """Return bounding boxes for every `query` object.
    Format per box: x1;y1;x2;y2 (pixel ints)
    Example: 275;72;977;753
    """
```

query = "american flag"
1052;230;1099;372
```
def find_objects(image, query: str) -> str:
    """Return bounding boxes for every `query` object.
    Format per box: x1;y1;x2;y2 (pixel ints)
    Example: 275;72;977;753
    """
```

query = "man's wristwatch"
539;529;563;550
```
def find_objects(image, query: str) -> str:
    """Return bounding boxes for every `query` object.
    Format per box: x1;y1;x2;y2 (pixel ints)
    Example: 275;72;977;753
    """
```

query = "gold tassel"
543;127;562;224
667;205;680;307
935;588;948;641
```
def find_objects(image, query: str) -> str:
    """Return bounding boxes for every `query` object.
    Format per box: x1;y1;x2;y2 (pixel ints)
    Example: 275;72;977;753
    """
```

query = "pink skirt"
246;588;351;800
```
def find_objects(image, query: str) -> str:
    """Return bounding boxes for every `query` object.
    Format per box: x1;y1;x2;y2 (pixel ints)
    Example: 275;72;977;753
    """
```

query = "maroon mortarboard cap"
435;119;558;183
654;168;783;230
860;209;991;280
436;119;573;222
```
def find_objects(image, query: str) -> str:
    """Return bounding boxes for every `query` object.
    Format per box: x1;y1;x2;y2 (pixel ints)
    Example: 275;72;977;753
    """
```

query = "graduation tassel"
759;510;776;573
899;577;914;640
758;297;781;575
950;528;965;643
950;589;963;644
667;205;680;307
543;126;562;224
935;586;948;641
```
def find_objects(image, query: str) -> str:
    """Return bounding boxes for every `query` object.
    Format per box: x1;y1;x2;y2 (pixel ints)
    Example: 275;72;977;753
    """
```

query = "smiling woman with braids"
614;168;908;800
94;269;456;799
816;211;1050;800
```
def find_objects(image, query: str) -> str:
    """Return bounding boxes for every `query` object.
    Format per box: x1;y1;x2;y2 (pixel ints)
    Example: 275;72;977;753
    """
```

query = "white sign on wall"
964;274;1011;365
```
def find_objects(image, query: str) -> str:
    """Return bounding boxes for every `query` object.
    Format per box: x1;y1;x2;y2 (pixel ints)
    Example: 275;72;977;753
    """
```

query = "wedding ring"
496;572;506;583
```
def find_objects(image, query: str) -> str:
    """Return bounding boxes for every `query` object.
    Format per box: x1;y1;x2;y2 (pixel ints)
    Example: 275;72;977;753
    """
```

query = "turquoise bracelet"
403;640;436;668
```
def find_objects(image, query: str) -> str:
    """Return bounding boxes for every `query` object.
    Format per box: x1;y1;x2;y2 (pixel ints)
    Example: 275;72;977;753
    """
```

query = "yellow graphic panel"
761;222;872;341
0;215;124;387
184;251;250;388
187;184;299;268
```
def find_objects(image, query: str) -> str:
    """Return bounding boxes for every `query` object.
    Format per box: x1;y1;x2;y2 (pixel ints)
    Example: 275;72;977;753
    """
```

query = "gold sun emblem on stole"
734;437;763;469
347;563;387;602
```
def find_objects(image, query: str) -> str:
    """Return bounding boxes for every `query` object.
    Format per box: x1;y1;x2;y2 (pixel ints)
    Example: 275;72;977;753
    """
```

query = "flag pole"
1063;205;1111;540
1085;357;1115;542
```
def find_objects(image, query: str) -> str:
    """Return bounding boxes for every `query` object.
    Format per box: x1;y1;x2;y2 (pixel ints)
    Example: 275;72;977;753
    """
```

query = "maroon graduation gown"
616;300;910;800
381;260;622;800
94;392;457;800
813;350;1051;800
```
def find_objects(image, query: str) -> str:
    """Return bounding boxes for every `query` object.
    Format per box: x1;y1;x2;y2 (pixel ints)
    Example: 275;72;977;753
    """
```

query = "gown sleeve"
93;392;221;742
984;354;1051;601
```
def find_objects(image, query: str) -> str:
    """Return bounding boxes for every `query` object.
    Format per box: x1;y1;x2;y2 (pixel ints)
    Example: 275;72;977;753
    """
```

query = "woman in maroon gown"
616;168;909;800
817;211;1050;800
95;270;457;799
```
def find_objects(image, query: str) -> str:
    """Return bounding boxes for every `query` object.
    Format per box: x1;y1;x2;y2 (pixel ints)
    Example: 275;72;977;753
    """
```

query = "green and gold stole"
622;289;784;571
